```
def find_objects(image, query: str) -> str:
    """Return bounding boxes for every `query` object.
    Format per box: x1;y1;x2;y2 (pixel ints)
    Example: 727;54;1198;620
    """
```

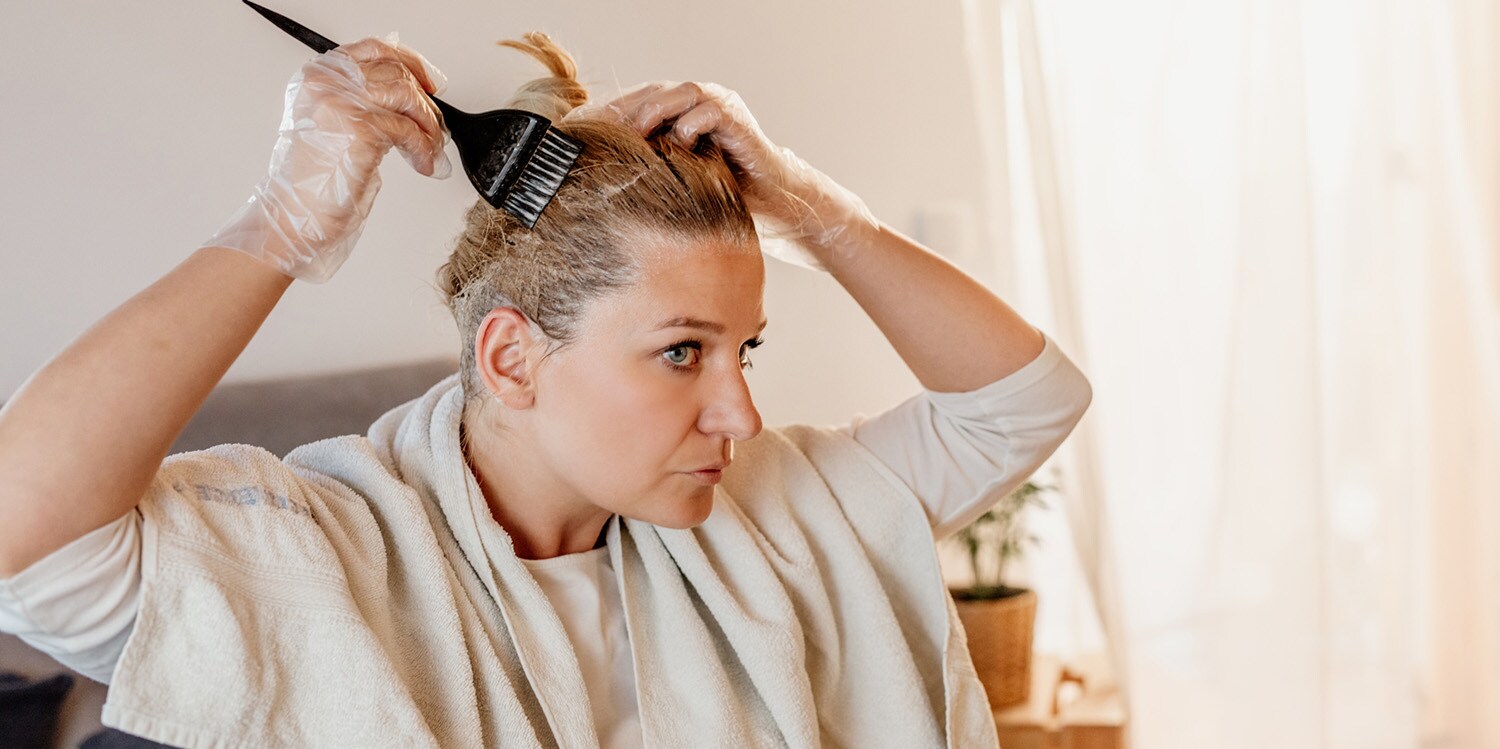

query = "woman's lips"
686;469;723;484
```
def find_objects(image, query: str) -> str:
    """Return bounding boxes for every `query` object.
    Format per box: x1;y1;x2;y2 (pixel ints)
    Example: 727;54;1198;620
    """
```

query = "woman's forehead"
629;231;760;264
590;243;766;335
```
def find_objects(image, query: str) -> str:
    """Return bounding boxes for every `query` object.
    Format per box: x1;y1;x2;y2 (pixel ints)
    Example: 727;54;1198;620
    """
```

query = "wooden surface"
993;652;1127;749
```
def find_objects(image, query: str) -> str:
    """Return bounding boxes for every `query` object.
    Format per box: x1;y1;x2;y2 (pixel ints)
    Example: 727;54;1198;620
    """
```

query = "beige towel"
100;373;999;748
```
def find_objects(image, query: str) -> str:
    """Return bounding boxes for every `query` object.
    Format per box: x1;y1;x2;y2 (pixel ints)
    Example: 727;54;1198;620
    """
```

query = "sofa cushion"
79;726;174;748
171;358;459;457
0;670;74;749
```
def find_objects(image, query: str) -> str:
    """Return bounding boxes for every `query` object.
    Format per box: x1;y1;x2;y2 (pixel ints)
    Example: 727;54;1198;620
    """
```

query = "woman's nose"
701;368;762;441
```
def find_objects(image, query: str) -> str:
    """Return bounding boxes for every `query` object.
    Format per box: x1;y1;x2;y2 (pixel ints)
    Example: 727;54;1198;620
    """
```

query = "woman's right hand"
201;33;453;284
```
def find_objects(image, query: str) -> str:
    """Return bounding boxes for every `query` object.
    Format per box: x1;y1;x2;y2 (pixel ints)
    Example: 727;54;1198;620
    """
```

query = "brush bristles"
503;129;585;228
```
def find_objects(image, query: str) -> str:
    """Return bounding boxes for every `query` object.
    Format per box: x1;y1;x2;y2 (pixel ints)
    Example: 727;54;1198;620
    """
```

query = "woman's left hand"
568;81;880;270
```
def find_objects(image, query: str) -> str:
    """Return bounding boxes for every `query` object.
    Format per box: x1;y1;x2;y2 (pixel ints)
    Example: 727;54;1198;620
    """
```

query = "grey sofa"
0;356;459;748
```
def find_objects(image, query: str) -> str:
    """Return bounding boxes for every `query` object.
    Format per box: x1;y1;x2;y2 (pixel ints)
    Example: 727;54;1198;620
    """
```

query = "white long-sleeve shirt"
0;330;1090;748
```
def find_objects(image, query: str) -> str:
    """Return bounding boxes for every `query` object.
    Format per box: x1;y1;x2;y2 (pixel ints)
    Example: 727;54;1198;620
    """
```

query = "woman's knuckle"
340;38;377;55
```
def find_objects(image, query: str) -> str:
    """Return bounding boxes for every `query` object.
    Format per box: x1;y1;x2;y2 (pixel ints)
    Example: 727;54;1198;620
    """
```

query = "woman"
0;31;1091;748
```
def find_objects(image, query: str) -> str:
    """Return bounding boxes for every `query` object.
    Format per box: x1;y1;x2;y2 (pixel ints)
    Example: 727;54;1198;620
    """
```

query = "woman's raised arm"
602;80;1051;392
0;35;450;577
0;248;293;578
814;219;1048;393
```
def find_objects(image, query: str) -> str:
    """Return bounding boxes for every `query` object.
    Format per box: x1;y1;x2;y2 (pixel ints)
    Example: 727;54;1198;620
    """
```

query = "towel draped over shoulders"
99;373;1000;748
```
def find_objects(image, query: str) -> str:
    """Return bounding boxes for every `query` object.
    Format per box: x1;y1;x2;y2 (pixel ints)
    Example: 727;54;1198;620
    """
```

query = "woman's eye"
741;337;763;370
663;345;699;368
661;338;760;371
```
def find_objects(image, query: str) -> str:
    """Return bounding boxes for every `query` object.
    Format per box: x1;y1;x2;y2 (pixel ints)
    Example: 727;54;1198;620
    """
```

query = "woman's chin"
647;489;717;530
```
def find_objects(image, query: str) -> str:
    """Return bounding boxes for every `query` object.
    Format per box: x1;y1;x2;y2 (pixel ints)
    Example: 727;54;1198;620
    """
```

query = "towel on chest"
99;373;999;748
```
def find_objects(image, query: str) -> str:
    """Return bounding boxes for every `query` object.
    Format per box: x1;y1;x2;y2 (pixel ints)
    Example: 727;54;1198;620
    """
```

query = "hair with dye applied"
433;31;759;408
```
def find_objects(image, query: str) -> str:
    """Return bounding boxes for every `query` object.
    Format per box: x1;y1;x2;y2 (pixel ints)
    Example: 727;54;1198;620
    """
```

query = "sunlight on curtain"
959;0;1500;745
953;0;1117;668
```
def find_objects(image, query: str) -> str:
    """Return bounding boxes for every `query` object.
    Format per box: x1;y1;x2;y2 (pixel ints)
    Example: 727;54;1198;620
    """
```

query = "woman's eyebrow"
653;316;769;335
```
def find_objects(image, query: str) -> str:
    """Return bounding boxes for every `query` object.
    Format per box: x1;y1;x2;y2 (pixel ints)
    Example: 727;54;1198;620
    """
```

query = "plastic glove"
568;81;879;273
201;32;452;283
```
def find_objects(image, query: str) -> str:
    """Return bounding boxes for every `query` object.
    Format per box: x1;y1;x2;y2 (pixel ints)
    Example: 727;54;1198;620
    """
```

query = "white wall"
0;0;992;429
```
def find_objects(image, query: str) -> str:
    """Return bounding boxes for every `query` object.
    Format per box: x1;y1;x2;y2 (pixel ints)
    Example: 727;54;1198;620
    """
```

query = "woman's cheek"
589;368;669;455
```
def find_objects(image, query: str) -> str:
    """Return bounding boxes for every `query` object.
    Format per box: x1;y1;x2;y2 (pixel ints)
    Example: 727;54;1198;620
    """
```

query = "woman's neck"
459;409;614;560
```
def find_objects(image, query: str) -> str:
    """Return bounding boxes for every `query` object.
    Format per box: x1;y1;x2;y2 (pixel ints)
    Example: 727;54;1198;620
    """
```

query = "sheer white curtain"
959;0;1500;746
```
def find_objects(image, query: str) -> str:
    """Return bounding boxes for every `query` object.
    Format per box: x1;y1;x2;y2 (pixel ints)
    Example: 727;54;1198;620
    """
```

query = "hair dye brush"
241;0;583;229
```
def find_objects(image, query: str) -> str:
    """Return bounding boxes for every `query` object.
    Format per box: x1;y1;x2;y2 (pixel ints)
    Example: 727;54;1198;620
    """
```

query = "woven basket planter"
951;587;1037;709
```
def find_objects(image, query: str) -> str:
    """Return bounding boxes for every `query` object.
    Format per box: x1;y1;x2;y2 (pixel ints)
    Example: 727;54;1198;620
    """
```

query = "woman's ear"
473;307;541;410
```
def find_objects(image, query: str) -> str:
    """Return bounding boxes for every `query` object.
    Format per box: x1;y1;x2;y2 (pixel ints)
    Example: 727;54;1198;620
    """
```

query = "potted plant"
947;478;1053;709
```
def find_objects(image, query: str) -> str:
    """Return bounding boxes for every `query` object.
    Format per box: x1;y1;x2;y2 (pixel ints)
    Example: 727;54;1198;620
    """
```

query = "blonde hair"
435;31;758;406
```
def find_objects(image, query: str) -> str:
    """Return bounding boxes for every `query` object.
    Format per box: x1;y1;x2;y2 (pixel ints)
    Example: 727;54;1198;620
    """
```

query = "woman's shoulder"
142;436;419;579
153;437;400;510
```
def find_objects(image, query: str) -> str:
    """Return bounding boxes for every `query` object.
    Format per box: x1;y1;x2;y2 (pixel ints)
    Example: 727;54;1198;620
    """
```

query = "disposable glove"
568;81;879;273
201;32;452;283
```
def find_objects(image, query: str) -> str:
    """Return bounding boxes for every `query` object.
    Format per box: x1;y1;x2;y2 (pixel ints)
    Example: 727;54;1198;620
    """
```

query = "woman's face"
526;236;767;529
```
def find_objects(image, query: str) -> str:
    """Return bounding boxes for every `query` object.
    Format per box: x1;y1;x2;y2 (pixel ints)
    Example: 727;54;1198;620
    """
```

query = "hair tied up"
496;31;589;122
436;32;758;406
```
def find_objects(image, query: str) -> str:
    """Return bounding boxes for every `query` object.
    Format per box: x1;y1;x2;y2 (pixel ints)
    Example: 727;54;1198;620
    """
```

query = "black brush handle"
242;1;337;54
241;0;459;115
239;0;581;223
